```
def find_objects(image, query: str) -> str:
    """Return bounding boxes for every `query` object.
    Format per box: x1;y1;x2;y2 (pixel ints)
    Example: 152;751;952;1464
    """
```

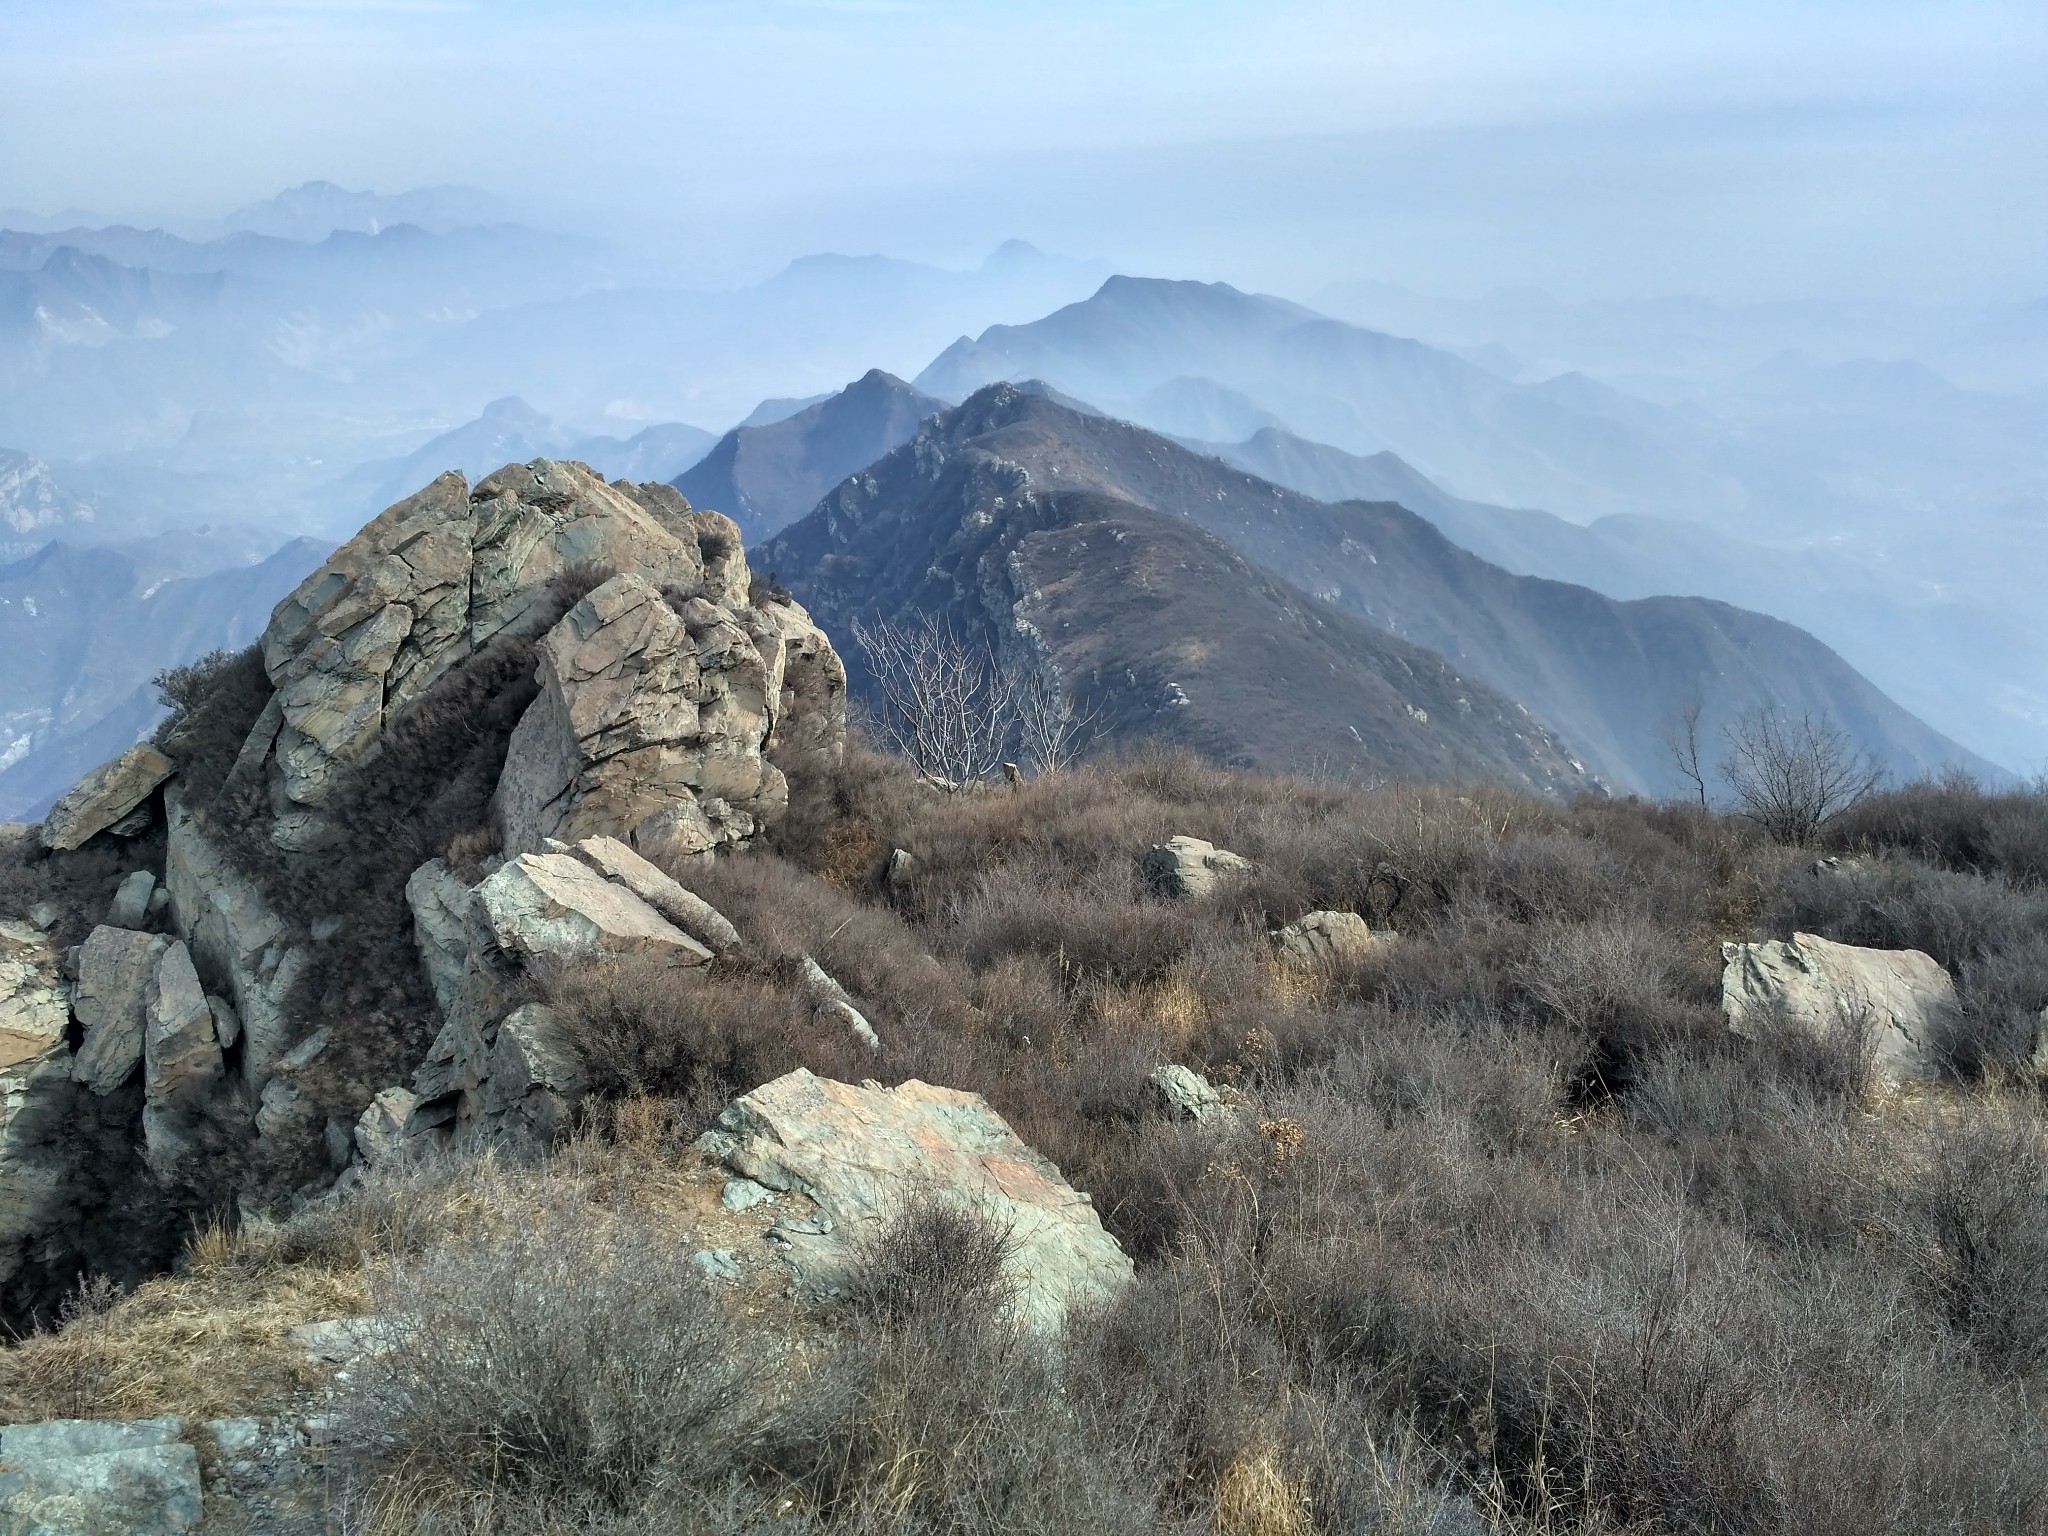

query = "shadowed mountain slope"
770;386;1993;795
675;369;946;541
761;398;1593;792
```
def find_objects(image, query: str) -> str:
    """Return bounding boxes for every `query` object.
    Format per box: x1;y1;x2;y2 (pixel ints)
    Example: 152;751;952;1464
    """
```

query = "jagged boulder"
1721;932;1958;1083
1142;835;1253;899
39;744;174;851
251;461;842;858
393;848;738;1159
1149;1063;1238;1123
71;926;164;1095
799;956;880;1049
1271;910;1378;969
107;869;158;930
698;1068;1132;1333
495;573;788;861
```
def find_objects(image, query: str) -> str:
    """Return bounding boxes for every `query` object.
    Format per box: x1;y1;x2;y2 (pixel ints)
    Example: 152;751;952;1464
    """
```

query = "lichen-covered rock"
1721;932;1958;1083
1271;910;1378;969
702;1068;1131;1333
495;573;787;861
0;1416;202;1534
475;852;715;967
164;793;306;1093
1141;835;1252;899
39;744;174;851
71;926;164;1095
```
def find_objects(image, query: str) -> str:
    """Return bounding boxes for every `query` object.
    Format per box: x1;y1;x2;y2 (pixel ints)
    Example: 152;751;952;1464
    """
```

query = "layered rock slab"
1721;931;1958;1083
39;744;174;851
701;1068;1132;1333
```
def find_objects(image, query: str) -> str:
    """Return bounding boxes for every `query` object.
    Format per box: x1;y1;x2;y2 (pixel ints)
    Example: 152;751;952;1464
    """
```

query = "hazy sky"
4;0;2044;301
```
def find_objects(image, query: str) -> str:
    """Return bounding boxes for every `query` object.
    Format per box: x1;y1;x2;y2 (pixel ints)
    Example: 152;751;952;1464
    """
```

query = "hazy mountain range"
0;181;2038;809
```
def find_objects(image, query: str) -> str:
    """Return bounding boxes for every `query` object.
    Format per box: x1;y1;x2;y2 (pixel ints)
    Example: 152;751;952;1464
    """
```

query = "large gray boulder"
39;745;174;851
0;1416;202;1533
1141;835;1253;899
71;926;165;1095
700;1068;1132;1333
558;834;742;954
1721;932;1959;1083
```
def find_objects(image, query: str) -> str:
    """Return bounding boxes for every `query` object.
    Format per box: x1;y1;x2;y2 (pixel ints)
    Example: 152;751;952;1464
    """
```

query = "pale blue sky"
3;0;2043;299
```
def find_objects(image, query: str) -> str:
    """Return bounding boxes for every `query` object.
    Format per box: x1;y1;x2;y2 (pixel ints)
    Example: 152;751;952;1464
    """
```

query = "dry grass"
0;1243;367;1423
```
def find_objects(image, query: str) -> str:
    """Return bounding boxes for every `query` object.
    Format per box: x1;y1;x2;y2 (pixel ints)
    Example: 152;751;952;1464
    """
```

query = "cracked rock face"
257;461;711;816
496;573;790;861
71;926;165;1095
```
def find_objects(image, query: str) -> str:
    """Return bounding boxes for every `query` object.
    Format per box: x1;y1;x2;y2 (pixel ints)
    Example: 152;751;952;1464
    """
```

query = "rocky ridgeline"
0;458;868;1321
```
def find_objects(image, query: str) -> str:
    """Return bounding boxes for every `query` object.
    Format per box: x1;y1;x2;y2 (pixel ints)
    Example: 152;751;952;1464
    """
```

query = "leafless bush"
350;1197;769;1512
840;1198;1017;1329
1720;707;1884;845
851;612;1021;784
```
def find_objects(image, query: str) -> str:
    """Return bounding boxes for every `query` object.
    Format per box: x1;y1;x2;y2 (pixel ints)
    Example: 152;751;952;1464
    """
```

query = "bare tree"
1014;668;1101;776
851;613;1021;785
1718;707;1884;844
1662;697;1710;810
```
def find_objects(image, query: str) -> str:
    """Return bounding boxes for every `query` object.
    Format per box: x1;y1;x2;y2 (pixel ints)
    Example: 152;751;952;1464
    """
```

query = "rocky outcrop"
164;794;306;1093
1271;910;1378;969
1142;836;1253;899
698;1068;1132;1333
0;1416;202;1534
388;846;739;1161
252;460;842;860
39;744;174;851
1721;932;1958;1083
